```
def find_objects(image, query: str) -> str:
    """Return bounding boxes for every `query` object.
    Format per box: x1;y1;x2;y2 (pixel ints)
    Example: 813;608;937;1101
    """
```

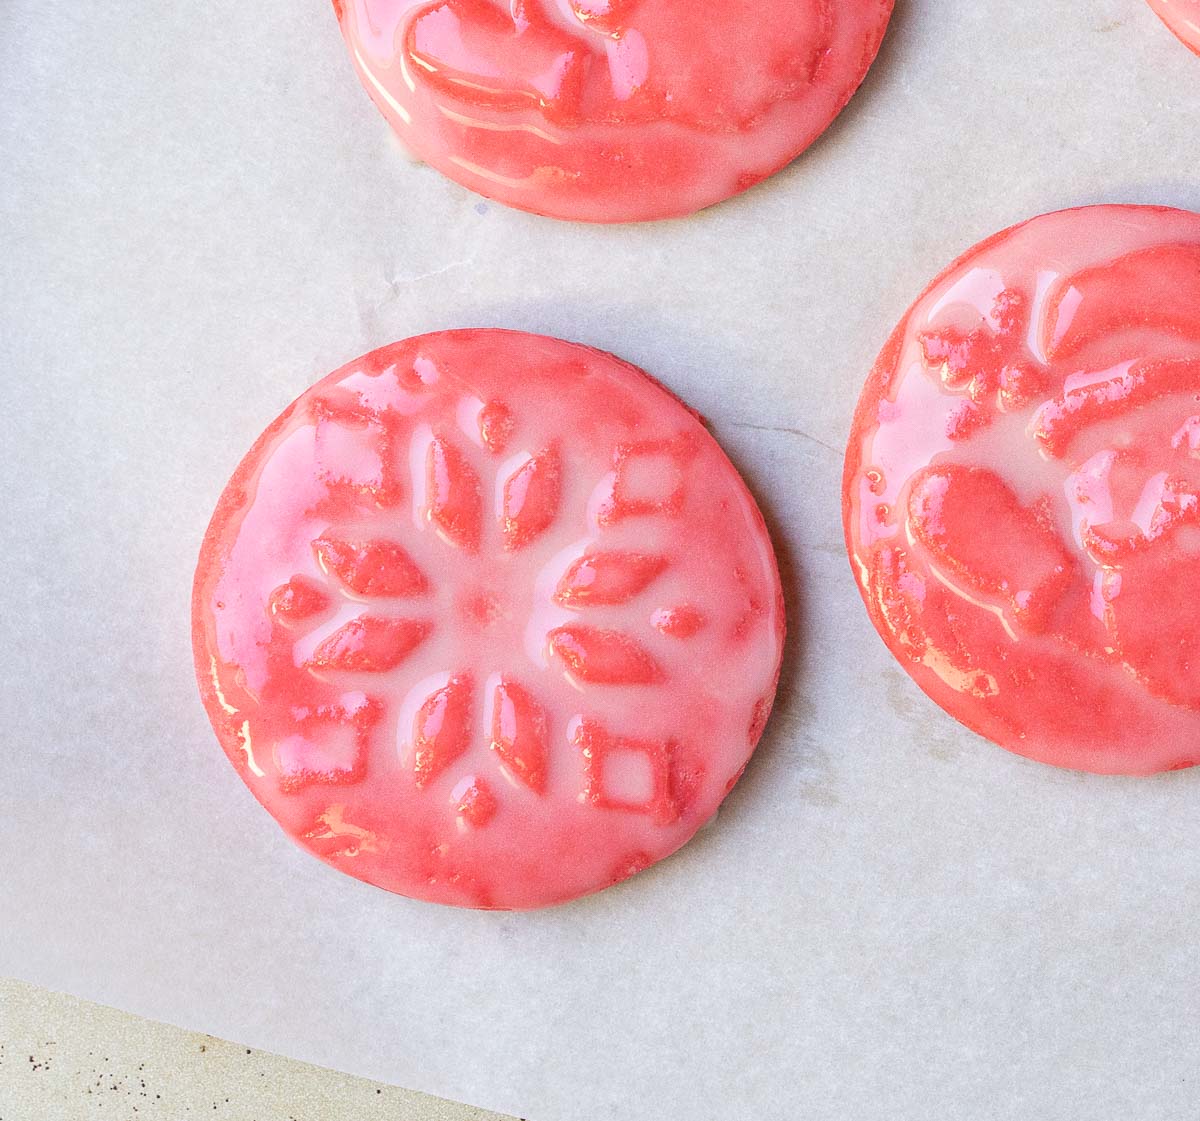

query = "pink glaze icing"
844;205;1200;775
1148;0;1200;54
332;0;894;222
194;330;784;908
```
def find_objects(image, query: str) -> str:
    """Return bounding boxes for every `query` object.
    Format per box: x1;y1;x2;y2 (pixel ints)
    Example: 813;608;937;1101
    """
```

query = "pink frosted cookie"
193;330;784;908
1148;0;1200;54
844;205;1200;775
332;0;894;222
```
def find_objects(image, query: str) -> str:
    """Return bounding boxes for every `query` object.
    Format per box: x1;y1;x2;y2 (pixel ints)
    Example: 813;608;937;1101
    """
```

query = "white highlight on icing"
927;267;1006;327
352;42;413;125
436;102;564;145
1132;472;1171;536
605;30;649;101
1026;269;1060;365
1064;449;1116;549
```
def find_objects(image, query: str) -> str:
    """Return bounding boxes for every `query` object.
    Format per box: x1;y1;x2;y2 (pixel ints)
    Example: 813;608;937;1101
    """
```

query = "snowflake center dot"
460;586;509;630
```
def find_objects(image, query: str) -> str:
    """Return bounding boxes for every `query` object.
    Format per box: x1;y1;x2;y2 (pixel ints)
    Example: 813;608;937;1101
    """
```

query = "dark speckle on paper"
2;978;515;1119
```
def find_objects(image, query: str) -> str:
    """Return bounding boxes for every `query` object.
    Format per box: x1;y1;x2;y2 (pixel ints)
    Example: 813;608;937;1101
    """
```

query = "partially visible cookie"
844;205;1200;774
332;0;894;222
1148;0;1200;55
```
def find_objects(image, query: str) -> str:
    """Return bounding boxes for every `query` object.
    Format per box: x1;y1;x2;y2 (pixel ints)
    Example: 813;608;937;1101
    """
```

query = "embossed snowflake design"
265;369;705;830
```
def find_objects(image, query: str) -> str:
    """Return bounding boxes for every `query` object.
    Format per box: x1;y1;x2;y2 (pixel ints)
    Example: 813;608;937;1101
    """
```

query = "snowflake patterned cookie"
194;330;784;908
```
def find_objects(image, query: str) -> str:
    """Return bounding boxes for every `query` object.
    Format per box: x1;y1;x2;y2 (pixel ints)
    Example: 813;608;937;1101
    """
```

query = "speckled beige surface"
0;978;513;1121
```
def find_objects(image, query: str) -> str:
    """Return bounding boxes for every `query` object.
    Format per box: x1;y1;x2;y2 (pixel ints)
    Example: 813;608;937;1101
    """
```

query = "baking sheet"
3;1;1200;1118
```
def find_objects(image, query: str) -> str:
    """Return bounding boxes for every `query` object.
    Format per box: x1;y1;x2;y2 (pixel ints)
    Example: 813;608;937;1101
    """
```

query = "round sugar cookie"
194;329;784;907
332;0;894;222
844;205;1200;775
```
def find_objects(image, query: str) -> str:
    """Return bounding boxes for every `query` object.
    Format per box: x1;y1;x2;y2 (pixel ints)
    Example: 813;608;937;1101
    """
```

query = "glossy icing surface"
843;205;1200;775
194;330;784;908
1148;0;1200;54
333;0;894;222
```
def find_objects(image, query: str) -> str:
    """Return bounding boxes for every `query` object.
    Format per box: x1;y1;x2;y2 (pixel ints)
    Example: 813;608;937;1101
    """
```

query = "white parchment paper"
3;2;1200;1118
